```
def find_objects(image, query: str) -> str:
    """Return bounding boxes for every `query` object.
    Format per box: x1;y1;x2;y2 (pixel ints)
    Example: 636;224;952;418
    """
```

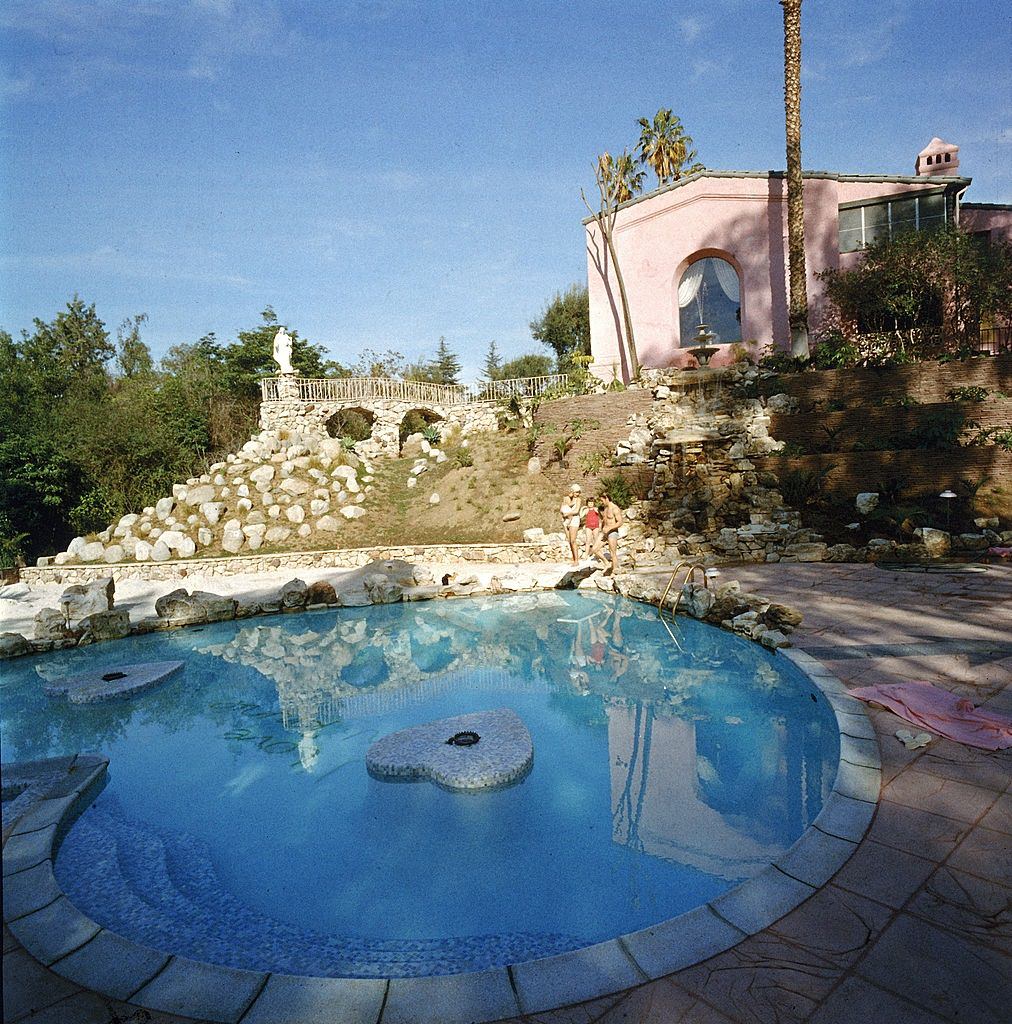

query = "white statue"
272;327;294;375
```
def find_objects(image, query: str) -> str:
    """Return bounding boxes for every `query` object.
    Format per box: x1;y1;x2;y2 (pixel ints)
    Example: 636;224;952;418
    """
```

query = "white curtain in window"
712;258;740;303
677;261;705;308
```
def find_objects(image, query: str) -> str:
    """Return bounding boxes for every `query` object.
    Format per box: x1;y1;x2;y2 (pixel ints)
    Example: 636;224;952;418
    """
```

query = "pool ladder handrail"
656;561;710;651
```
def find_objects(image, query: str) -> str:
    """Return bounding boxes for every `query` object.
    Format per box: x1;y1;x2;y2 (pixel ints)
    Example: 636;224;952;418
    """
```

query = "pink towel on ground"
851;680;1012;751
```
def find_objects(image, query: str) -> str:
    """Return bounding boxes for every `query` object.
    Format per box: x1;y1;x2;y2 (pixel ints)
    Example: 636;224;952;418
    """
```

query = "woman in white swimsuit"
560;484;582;565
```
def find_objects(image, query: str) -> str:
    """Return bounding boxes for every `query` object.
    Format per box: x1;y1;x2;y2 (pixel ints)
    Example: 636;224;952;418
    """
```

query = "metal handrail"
260;373;571;406
656;561;710;650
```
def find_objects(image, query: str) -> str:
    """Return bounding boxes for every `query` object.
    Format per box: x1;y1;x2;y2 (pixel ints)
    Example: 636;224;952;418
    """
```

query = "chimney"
916;137;959;176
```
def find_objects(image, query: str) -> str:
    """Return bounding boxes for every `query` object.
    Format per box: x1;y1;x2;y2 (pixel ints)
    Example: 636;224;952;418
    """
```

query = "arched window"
678;257;741;347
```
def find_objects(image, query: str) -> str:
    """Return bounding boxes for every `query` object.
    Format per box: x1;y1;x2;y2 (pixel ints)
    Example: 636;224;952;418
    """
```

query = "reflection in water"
197;593;834;872
3;591;839;975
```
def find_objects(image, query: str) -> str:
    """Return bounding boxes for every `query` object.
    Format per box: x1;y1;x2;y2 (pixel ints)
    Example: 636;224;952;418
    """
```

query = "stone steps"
57;797;584;977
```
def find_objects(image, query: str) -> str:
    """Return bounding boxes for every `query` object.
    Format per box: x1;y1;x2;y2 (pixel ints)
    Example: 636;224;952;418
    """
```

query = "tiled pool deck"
4;562;1010;1023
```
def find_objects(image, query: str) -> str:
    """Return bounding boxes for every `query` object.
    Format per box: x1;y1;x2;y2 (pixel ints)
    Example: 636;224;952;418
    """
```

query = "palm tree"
597;151;646;204
781;0;810;359
637;109;703;187
582;150;643;379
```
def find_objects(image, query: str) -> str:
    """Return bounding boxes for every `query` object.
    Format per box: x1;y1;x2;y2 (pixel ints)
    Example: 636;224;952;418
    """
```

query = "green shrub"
422;424;442;445
453;449;474;468
948;385;989;402
778;464;834;508
598;473;634;509
905;409;967;449
68;487;114;536
524;424;544;453
552;434;574;466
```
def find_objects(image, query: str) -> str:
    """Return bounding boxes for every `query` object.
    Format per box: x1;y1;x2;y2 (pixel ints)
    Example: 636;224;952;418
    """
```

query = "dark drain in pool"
446;731;480;747
101;671;128;682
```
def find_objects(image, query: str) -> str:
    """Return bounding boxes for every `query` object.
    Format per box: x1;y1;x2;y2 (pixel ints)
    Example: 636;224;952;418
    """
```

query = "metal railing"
260;373;570;405
474;374;570;403
260;377;469;405
978;326;1012;355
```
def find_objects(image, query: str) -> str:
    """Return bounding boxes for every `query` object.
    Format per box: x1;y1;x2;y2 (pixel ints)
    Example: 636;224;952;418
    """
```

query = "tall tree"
781;0;810;359
19;295;114;401
433;336;462;385
530;284;590;370
582;151;642;379
116;314;153;378
482;340;503;380
637;109;703;187
499;353;555;380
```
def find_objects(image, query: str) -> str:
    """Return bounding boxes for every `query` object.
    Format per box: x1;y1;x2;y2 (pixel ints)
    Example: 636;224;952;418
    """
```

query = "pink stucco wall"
960;205;1012;243
586;172;973;380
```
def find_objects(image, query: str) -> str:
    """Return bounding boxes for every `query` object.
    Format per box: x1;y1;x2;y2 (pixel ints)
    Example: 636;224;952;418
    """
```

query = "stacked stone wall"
260;398;499;457
20;541;568;587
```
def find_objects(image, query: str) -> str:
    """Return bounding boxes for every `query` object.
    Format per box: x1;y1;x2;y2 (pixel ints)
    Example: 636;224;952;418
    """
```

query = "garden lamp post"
939;490;957;533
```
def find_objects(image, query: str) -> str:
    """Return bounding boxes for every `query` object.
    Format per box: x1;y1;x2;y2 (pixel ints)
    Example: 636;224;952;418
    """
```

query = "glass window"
890;195;918;235
838;190;949;251
839;207;864;253
864;203;889;245
677;257;741;347
919;193;947;232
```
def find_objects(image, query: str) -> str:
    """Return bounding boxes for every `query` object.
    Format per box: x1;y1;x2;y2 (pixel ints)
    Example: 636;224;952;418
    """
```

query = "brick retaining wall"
759;354;1012;407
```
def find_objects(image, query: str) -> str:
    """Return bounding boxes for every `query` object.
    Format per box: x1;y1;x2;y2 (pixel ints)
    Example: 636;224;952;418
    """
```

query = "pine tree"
434;337;462;385
482;340;503;380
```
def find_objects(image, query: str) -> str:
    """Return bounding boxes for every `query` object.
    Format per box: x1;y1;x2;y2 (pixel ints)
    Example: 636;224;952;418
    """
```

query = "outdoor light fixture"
704;567;721;588
939;489;957;533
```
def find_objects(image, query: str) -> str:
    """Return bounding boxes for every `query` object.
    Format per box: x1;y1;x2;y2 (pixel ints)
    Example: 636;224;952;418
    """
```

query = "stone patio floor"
4;561;1010;1023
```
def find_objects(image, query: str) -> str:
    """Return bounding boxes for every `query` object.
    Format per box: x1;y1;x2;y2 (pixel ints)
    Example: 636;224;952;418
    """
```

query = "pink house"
585;138;1012;381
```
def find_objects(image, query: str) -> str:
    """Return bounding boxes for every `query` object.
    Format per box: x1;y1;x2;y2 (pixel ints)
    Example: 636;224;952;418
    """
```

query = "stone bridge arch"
260;387;498;458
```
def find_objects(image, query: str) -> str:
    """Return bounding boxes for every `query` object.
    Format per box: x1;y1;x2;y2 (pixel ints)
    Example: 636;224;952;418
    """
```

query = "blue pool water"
0;592;839;976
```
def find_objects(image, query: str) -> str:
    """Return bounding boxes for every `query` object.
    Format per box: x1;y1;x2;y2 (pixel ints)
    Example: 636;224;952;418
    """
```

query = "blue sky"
2;0;1009;379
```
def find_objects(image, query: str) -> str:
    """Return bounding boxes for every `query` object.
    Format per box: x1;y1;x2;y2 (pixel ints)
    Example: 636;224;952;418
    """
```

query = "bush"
552;434;574;466
525;423;544;453
598;473;634;509
905;409;967;450
948;386;989;402
778;465;834;508
453;449;474;468
422;424;442;445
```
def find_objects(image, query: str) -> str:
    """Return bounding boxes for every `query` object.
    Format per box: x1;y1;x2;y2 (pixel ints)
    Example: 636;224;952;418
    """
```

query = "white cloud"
678;16;704;43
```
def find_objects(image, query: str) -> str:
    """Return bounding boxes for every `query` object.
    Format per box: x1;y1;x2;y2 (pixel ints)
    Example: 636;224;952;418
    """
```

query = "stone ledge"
20;541;566;586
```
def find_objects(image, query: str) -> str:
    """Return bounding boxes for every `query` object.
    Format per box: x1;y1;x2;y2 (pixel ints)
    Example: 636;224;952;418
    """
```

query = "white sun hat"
569;483;582;493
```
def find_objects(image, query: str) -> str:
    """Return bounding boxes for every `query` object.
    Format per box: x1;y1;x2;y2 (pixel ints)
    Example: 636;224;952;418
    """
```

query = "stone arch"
398;407;444;449
673;249;744;348
325;406;375;442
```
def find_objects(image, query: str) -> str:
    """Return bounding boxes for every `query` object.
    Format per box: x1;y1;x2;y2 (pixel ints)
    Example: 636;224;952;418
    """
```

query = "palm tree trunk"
781;0;810;359
603;223;640;379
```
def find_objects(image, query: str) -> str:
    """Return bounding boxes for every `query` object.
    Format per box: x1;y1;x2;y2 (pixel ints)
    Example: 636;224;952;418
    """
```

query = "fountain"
687;324;720;368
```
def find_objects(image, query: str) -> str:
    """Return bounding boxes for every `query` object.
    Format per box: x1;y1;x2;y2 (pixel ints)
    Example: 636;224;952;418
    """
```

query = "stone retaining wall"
19;541;568;587
260;397;500;457
758;353;1012;407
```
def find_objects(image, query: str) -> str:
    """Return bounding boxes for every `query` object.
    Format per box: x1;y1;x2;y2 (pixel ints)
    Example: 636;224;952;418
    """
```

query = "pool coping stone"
3;617;881;1024
239;973;388;1024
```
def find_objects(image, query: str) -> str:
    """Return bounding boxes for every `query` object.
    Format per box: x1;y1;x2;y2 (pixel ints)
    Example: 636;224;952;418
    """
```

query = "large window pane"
863;202;889;245
839;207;863;252
919;193;947;232
890;195;918;236
678;258;741;347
